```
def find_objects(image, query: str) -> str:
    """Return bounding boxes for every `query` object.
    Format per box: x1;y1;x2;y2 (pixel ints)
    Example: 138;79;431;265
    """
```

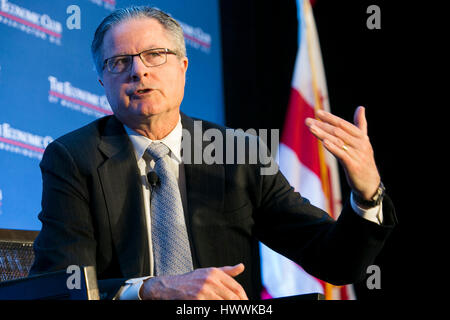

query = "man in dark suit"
30;6;396;300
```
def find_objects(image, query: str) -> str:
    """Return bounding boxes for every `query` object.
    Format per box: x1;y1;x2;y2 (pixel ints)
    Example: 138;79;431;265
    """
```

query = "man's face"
100;18;188;125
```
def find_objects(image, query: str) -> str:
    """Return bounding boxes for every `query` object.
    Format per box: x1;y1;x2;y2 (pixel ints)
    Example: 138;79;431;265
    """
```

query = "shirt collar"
123;115;183;163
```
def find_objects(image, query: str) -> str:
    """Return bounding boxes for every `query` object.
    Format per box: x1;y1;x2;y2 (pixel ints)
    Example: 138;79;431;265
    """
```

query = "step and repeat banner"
0;0;224;230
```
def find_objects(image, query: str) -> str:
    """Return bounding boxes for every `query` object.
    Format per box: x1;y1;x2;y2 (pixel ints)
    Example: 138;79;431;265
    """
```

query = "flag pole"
303;0;335;300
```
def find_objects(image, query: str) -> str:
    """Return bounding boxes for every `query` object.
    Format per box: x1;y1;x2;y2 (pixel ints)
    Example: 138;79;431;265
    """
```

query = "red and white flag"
260;0;355;300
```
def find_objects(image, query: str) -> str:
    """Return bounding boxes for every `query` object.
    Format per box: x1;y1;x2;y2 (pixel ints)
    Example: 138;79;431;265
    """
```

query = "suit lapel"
97;116;149;278
95;114;224;274
181;113;224;269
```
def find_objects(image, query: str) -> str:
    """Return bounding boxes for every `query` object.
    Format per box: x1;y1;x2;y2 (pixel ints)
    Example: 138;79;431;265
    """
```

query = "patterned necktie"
146;142;193;276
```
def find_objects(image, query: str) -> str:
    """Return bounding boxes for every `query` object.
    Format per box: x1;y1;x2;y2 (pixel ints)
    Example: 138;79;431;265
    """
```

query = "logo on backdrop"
0;123;53;160
153;8;212;54
0;0;63;45
178;20;211;53
88;0;116;11
48;75;112;118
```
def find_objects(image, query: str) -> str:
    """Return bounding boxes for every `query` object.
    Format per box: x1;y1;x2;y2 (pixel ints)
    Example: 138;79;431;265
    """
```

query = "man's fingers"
140;266;248;300
354;106;368;135
220;263;245;277
306;117;358;150
218;264;248;300
314;109;364;138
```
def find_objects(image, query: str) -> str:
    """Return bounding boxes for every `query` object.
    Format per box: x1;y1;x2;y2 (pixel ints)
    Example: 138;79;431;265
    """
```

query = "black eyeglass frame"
102;48;178;74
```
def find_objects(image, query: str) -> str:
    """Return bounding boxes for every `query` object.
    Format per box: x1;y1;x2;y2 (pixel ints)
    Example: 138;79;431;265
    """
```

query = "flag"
260;0;355;300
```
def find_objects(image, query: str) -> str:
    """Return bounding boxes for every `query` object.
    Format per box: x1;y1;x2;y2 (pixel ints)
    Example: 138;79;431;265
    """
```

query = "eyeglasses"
103;48;178;74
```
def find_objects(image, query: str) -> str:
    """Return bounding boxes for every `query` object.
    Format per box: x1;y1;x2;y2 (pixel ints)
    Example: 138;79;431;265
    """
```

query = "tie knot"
146;142;170;161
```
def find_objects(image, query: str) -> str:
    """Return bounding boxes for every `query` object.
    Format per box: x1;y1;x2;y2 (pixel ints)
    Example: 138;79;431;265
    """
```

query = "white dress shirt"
116;116;383;299
116;116;187;299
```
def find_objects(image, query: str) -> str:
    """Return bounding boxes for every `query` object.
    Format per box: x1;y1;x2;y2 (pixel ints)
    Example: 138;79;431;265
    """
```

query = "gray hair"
91;6;186;76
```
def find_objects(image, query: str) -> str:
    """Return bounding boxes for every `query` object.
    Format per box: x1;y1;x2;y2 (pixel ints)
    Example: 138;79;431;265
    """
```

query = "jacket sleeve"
29;140;124;299
254;165;397;285
30;140;96;274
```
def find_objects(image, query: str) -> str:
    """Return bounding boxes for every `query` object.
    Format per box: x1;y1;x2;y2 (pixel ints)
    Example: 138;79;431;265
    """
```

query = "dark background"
220;0;414;300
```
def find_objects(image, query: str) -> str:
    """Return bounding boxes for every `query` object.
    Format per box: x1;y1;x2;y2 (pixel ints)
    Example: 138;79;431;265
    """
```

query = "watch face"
373;189;381;201
353;182;385;207
373;182;385;204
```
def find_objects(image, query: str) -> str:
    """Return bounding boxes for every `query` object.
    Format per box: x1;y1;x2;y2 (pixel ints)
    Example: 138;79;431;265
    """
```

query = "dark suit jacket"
30;113;397;299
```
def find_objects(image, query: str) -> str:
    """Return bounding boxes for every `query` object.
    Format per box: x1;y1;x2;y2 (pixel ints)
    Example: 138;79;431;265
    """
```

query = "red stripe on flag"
326;166;336;218
340;285;349;300
281;88;320;177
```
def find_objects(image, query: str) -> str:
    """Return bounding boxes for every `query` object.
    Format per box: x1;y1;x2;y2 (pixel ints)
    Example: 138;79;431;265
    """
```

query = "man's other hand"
139;263;248;300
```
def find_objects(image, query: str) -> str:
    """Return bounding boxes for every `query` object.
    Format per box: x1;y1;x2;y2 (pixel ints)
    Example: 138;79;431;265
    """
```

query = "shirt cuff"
115;276;153;300
350;192;384;225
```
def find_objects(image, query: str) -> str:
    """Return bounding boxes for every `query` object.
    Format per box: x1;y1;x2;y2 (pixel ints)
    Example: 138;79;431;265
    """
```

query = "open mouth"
135;88;151;94
130;88;153;99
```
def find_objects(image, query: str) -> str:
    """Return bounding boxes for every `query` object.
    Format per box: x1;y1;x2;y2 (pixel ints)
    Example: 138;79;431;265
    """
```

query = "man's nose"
130;55;149;80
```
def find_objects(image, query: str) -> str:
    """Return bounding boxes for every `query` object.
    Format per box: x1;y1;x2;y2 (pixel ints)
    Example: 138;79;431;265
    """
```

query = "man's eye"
113;57;129;66
146;52;163;58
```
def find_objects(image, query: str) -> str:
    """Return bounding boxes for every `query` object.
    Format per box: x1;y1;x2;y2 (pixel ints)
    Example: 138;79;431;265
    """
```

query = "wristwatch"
352;181;385;208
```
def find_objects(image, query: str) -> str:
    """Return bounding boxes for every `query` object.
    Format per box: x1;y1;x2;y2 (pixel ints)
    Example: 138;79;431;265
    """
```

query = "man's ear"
182;56;188;73
98;78;104;87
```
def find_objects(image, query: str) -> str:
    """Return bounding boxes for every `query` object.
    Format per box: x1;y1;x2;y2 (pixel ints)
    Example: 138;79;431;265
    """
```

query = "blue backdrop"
0;0;225;230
